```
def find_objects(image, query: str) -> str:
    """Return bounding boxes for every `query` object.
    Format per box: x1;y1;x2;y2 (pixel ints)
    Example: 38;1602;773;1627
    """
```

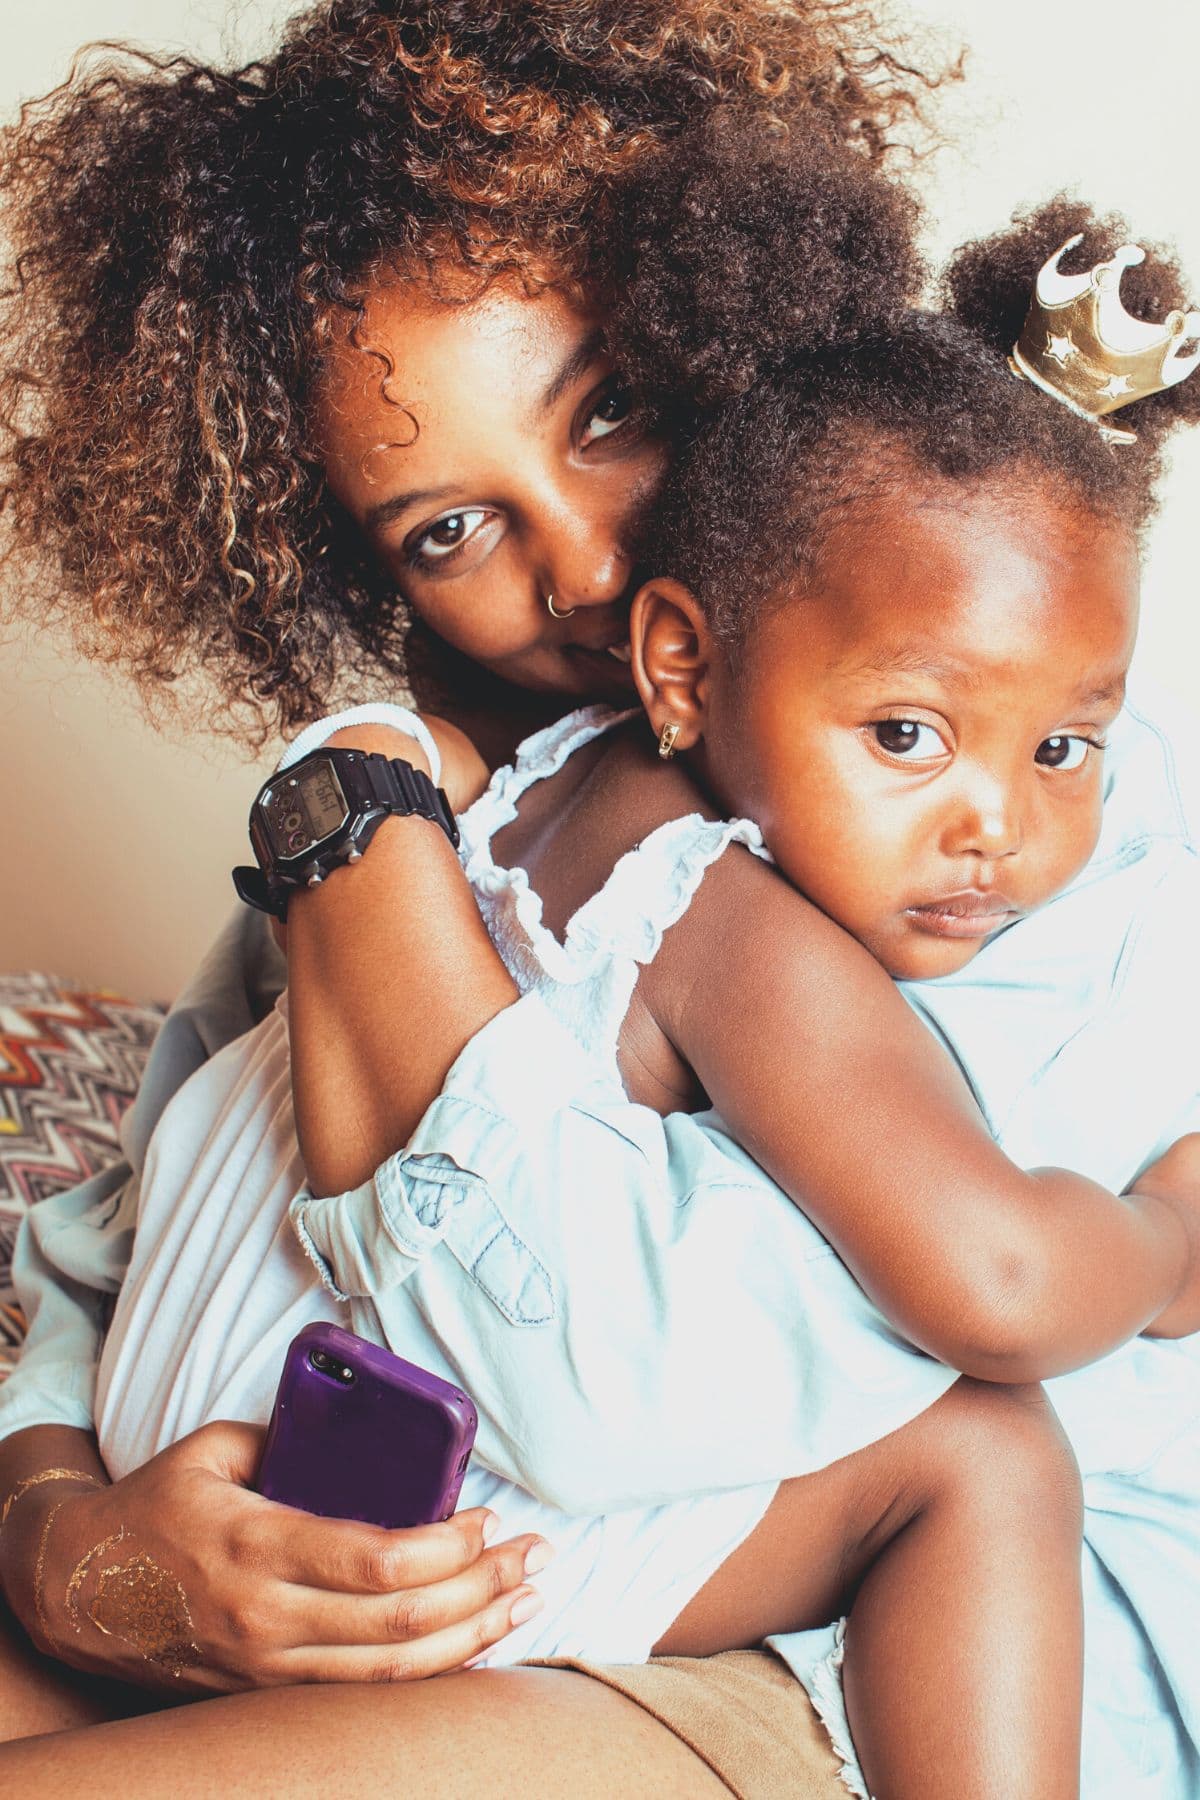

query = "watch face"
259;758;350;860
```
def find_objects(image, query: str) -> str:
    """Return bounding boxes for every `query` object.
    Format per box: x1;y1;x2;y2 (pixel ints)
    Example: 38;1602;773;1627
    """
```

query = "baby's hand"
1134;1134;1200;1339
424;714;491;814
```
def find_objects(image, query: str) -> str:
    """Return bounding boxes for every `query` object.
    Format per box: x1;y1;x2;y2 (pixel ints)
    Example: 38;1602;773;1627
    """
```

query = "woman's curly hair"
612;142;1200;644
0;0;947;736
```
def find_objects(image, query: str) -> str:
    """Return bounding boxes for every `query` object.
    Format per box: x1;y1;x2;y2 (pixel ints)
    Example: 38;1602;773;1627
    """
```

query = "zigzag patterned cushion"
0;973;164;1377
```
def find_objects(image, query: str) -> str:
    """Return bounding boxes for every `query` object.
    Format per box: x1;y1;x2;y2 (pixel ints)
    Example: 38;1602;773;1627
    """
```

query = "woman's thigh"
0;1594;158;1743
0;1668;733;1796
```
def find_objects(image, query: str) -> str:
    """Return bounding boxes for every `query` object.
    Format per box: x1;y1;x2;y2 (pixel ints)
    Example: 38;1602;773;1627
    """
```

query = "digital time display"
300;763;349;840
263;759;349;857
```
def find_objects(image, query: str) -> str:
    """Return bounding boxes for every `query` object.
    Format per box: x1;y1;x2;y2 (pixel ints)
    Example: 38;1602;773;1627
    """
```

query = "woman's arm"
0;906;536;1688
644;847;1199;1382
0;902;283;1454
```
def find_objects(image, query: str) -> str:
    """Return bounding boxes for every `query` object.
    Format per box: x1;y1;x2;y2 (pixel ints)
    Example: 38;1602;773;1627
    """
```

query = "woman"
0;0;943;1786
2;3;1200;1785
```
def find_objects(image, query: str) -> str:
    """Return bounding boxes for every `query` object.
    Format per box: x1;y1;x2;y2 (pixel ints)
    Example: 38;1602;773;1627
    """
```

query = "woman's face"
316;273;667;700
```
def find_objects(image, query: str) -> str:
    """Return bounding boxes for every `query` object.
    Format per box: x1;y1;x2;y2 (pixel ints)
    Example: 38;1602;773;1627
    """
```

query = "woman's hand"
5;1421;548;1694
1136;1133;1200;1338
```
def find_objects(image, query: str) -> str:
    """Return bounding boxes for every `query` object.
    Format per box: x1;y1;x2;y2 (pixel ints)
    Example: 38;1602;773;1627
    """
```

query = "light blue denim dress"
2;686;1196;1796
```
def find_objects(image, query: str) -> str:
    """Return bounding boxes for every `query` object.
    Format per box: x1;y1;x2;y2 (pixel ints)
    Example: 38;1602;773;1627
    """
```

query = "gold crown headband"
1009;235;1200;444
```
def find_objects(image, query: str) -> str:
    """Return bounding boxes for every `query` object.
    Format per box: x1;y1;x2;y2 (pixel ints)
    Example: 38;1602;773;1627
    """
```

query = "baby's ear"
629;577;713;755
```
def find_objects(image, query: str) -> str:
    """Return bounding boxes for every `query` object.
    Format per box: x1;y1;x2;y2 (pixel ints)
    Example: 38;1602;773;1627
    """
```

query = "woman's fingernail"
523;1539;555;1576
509;1588;544;1628
481;1512;501;1545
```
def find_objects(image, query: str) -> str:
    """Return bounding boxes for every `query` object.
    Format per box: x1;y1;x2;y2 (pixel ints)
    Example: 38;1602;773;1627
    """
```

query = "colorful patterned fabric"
0;973;163;1375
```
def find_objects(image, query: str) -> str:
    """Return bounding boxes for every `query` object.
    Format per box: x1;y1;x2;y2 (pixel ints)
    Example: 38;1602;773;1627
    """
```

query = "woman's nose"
544;535;632;613
537;493;643;614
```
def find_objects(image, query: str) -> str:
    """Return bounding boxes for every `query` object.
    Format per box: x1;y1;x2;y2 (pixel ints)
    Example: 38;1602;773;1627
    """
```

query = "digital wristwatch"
233;747;459;921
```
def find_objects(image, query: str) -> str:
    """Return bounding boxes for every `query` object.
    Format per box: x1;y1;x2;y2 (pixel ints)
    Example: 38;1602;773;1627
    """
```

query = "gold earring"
545;592;575;620
658;721;681;760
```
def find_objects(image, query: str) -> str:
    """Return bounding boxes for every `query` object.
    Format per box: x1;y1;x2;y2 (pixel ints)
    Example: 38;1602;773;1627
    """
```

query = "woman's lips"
903;891;1020;939
563;640;636;690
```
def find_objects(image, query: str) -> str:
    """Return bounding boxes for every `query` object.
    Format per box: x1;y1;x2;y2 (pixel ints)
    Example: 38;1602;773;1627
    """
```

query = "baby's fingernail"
481;1512;502;1545
509;1587;544;1628
523;1539;555;1576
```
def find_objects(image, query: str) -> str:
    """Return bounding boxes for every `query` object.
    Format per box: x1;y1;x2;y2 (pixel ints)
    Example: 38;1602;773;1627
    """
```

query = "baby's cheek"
1028;803;1105;909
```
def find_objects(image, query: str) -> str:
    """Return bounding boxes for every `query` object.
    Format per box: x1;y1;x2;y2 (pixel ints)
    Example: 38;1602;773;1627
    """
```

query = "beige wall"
1;0;1196;998
1;0;295;999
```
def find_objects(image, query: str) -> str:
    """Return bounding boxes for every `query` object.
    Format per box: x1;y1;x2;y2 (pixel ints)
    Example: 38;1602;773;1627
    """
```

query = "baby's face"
702;484;1139;981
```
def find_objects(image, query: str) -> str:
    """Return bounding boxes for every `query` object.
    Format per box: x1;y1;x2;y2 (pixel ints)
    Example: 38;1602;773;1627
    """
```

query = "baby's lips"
906;887;1016;919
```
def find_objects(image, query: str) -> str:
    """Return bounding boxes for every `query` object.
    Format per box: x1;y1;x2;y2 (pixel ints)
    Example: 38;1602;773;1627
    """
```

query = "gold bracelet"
33;1497;71;1654
1;1467;103;1531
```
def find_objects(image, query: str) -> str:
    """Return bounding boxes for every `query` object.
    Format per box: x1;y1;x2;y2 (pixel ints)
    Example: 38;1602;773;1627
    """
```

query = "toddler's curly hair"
609;130;1200;645
0;0;946;736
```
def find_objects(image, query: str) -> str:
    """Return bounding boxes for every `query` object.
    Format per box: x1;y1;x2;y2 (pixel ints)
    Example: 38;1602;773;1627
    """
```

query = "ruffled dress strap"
457;705;636;871
459;707;773;1078
565;809;774;972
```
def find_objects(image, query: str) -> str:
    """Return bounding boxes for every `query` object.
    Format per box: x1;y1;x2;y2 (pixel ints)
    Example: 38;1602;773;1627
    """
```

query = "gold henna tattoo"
65;1527;131;1633
1;1468;102;1530
88;1550;202;1678
33;1497;72;1653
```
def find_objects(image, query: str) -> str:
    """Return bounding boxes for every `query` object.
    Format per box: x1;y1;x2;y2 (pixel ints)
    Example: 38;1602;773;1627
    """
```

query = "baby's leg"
657;1379;1082;1800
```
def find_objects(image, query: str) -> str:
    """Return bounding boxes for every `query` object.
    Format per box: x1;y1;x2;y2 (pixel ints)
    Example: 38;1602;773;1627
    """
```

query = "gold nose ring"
545;592;576;620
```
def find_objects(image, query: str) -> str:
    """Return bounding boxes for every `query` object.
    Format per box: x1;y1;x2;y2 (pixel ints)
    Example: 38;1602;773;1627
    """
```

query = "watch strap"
232;863;280;917
357;752;460;848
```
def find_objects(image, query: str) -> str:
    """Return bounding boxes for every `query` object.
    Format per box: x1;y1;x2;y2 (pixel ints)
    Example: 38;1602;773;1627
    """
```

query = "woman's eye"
871;720;944;758
1035;734;1094;771
581;382;636;447
408;508;489;565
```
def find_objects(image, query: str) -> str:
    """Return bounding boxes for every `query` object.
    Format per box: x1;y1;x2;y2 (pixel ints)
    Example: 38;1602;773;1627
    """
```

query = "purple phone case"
256;1323;478;1529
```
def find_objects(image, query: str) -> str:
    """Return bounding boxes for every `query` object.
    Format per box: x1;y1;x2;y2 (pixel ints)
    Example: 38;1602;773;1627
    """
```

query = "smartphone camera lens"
308;1348;356;1386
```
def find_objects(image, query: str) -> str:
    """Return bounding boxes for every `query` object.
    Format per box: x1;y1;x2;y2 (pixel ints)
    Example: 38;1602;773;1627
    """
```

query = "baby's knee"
930;1379;1082;1530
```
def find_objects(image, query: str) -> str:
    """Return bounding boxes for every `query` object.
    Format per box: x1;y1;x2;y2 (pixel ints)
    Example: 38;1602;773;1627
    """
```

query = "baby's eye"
871;720;944;758
1035;735;1094;771
408;508;490;565
581;382;637;447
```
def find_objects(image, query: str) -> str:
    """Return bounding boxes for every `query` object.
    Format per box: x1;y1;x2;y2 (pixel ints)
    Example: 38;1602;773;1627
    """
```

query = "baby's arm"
285;716;516;1199
641;846;1199;1382
1137;1133;1200;1337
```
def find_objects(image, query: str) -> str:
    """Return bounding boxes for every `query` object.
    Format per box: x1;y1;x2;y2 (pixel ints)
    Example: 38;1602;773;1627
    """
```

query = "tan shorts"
535;1648;844;1799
